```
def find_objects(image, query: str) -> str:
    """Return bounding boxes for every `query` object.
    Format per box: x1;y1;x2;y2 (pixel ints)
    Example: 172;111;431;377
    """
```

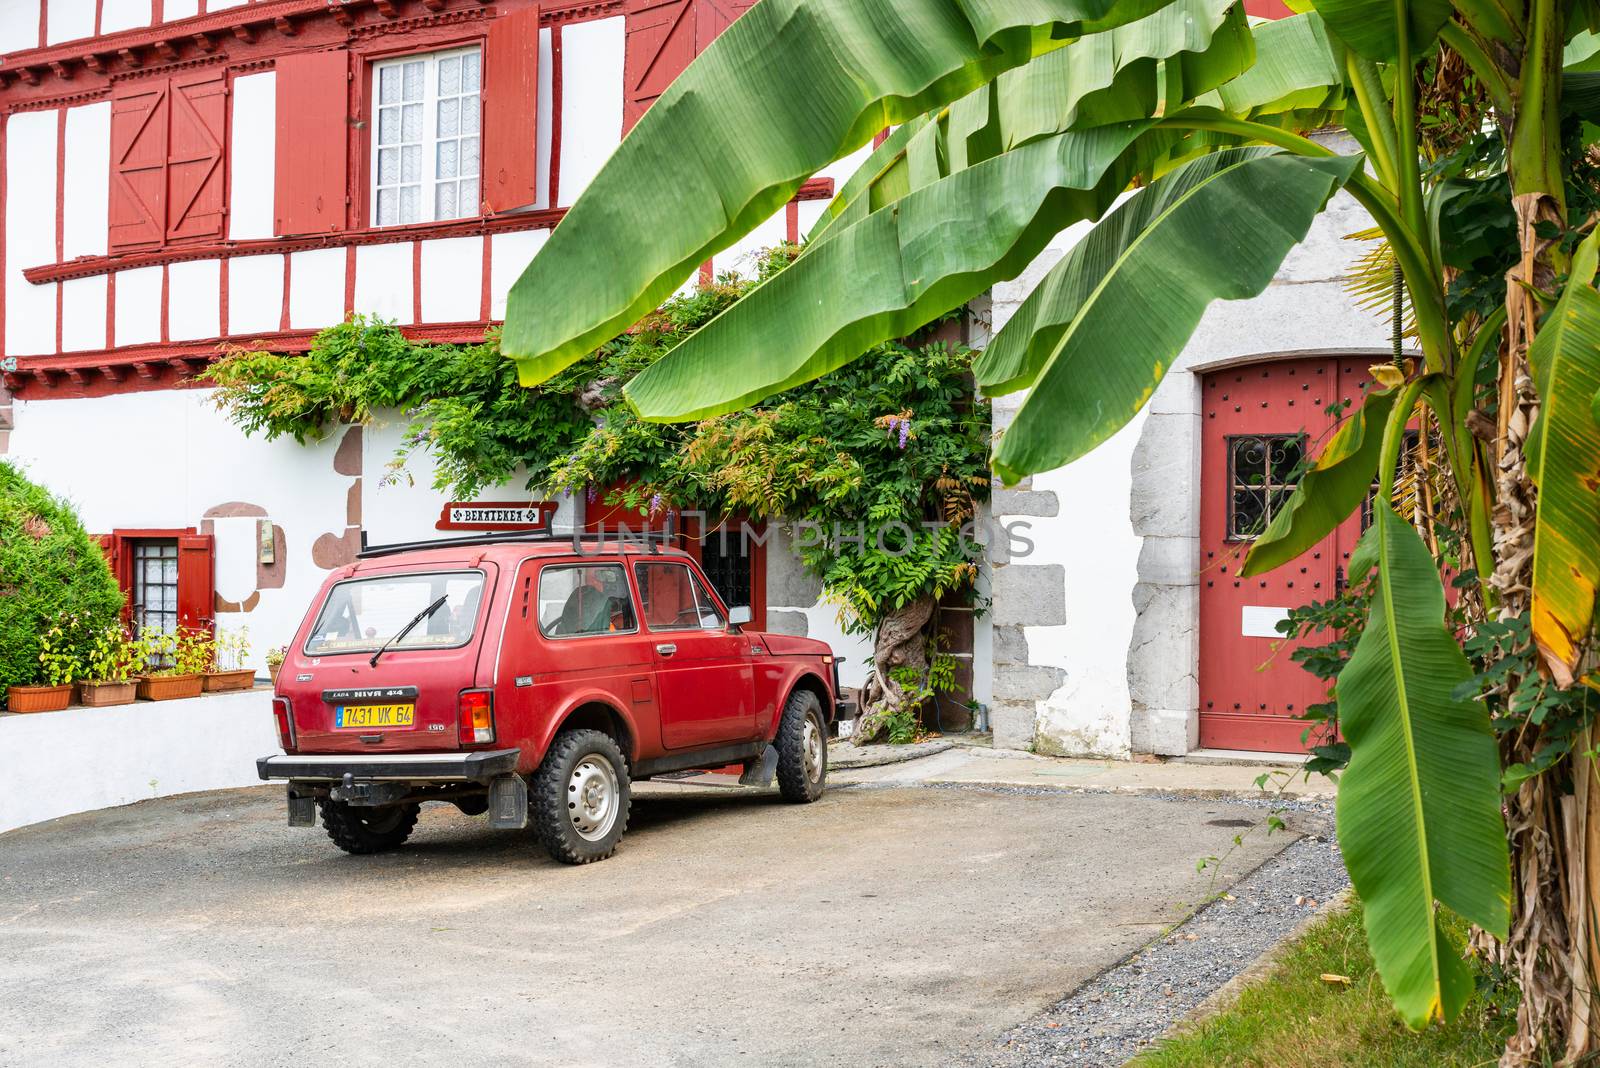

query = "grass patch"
1129;902;1516;1068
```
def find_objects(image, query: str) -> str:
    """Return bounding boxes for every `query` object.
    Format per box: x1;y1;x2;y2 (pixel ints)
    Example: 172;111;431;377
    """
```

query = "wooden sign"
435;501;559;532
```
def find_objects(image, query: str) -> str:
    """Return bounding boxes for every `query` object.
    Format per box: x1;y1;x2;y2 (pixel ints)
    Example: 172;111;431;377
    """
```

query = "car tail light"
272;696;296;751
459;689;495;745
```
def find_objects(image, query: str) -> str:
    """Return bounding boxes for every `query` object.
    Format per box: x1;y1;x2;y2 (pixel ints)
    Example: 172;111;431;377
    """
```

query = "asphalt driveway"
0;778;1294;1067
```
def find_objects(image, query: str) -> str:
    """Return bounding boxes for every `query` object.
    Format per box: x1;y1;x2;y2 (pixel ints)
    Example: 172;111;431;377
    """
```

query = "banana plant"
501;0;1600;1051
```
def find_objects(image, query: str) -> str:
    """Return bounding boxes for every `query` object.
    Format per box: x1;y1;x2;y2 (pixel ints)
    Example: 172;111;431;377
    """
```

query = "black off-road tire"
530;729;632;865
319;800;420;855
775;689;827;803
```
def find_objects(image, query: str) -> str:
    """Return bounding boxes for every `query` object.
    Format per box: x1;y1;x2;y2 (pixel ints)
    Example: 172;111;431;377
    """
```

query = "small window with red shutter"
96;529;215;637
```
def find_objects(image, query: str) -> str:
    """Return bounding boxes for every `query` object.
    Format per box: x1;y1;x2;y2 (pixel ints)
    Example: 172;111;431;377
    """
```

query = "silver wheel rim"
803;715;824;784
568;756;620;841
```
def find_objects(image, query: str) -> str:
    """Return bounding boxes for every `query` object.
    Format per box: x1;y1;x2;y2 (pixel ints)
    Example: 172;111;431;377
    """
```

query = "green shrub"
0;461;124;698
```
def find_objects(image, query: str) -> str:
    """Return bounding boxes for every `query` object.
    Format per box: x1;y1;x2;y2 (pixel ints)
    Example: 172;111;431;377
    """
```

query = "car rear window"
305;571;485;655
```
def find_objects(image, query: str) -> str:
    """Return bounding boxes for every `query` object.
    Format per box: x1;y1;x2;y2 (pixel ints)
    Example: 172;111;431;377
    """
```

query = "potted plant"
78;624;141;707
203;627;256;692
265;644;287;685
134;626;206;701
6;618;79;713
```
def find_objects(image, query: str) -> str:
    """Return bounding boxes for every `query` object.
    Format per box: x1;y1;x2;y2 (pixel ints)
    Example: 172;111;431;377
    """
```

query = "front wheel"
530;729;632;864
319;800;419;855
775;690;827;803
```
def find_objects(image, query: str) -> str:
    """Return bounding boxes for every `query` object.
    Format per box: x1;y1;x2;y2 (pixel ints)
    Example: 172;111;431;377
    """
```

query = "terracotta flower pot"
268;663;282;685
136;674;203;701
79;680;138;707
202;669;256;693
7;684;73;713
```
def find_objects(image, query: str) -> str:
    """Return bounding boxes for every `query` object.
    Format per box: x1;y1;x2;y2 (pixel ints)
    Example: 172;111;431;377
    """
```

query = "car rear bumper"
258;749;520;784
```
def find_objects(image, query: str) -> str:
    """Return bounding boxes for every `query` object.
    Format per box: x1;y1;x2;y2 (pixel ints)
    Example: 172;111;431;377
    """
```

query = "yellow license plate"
335;704;415;728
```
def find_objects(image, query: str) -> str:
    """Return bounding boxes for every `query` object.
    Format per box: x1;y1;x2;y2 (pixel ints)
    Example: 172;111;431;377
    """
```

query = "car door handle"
656;643;677;656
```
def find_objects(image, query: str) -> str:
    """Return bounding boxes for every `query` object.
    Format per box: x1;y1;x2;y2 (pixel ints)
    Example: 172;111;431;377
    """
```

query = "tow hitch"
330;773;411;807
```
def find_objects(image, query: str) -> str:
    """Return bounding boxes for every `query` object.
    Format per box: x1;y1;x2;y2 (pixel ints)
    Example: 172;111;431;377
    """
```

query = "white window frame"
369;45;483;228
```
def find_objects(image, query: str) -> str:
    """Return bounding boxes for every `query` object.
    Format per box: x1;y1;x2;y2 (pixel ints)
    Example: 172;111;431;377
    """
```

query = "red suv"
258;533;852;864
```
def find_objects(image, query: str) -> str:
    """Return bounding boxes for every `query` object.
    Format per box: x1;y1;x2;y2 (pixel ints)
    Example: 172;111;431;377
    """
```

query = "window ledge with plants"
0;460;261;716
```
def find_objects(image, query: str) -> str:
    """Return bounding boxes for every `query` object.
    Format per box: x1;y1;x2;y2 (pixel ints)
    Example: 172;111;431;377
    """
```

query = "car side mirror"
727;606;752;628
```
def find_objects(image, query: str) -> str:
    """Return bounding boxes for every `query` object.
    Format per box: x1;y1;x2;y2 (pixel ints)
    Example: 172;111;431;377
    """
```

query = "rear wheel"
530;729;631;864
776;689;827;803
319;800;419;855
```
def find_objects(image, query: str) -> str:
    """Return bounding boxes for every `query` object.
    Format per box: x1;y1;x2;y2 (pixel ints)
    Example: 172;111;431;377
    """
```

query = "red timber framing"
0;0;828;399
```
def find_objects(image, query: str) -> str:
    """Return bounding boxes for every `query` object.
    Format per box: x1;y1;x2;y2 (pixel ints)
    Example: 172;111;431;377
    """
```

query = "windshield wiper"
369;594;449;668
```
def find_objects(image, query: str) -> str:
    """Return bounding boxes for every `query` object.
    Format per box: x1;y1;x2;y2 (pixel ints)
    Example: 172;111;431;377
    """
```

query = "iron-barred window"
1227;434;1306;540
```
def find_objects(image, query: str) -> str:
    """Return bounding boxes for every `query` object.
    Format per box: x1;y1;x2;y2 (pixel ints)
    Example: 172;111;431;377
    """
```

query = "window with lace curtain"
370;46;482;227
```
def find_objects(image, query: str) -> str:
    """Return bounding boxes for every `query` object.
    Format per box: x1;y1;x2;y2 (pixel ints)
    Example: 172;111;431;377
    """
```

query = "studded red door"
1197;356;1378;752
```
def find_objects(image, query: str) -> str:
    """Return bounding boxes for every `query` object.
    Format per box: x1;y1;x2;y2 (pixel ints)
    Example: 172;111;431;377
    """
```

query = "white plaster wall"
60;275;106;351
715;208;787;278
46;0;94;47
354;242;414;324
164;0;200;21
113;264;162;345
0;1;39;54
535;27;554;209
5;110;58;357
98;0;150;34
361;415;578;545
228;254;284;335
168;258;221;340
228;72;277;242
207;0;248;10
419;236;481;322
289;247;346;329
0;691;280;835
490;228;546;319
62;100;110;260
558;15;625;205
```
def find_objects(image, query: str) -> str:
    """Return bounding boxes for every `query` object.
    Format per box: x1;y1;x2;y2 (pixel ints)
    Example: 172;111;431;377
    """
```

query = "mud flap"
287;789;315;827
738;745;779;787
488;774;529;830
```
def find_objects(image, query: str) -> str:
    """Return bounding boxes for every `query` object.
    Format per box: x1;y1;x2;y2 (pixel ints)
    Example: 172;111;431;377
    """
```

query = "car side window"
537;564;637;637
635;562;724;631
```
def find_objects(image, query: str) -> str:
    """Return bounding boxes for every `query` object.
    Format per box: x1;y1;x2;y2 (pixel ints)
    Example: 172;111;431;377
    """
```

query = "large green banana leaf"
502;0;1173;384
624;122;1164;420
1336;503;1510;1028
815;8;1342;245
1238;384;1400;577
1312;0;1452;63
1525;230;1600;687
978;148;1361;482
1192;12;1345;116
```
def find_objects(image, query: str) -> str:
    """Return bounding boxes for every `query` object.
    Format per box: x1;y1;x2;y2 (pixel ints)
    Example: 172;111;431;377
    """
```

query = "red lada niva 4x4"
258;533;853;864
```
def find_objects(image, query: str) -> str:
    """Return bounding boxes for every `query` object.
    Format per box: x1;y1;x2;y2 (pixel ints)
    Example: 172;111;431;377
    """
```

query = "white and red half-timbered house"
0;0;877;682
0;0;1408;765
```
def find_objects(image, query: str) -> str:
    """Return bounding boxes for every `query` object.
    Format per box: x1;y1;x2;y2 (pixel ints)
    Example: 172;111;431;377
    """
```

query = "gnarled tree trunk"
850;594;935;746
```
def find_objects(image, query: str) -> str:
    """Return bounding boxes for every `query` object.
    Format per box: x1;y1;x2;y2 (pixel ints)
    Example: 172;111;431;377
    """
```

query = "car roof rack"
356;515;678;560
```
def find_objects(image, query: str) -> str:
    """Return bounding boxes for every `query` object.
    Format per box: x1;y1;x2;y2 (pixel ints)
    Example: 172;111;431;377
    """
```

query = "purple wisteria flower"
586;483;599;503
649;493;663;516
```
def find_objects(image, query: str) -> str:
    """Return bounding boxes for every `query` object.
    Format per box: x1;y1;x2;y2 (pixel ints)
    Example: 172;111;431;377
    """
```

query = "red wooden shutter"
482;5;541;213
94;533;133;626
176;533;215;635
623;0;695;134
109;80;171;251
696;0;756;49
167;70;228;243
274;50;350;236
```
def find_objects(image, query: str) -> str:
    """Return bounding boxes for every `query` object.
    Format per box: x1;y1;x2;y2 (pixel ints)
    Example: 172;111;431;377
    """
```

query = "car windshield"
305;571;485;655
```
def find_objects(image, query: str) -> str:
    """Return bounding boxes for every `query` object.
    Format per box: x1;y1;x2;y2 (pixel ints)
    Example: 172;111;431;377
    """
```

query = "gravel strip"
962;796;1347;1068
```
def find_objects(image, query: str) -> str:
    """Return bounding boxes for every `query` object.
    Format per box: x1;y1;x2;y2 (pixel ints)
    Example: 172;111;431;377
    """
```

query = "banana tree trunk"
851;595;936;746
1494;17;1600;1048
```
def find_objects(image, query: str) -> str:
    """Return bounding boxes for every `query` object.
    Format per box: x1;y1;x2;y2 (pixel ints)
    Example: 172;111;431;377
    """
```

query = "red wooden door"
1198;356;1376;752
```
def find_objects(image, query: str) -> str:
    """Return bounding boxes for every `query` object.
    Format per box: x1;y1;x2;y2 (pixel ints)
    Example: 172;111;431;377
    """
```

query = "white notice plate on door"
1241;605;1291;639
